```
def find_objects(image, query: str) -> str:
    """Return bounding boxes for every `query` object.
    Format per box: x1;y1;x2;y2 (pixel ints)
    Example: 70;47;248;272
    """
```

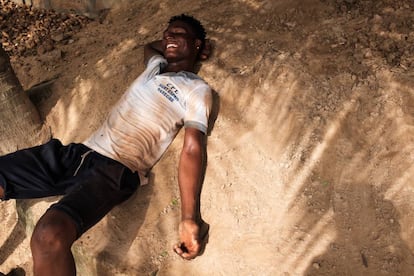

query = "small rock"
312;262;321;269
51;32;65;42
37;45;46;55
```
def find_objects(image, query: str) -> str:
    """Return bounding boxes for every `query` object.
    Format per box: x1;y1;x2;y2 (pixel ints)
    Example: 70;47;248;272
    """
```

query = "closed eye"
163;28;189;38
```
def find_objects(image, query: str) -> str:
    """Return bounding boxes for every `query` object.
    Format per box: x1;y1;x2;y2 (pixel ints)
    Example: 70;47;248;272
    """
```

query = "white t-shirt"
84;55;212;184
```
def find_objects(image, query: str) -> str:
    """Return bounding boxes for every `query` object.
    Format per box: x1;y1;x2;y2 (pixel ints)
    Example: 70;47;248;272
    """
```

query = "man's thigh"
0;139;89;200
49;153;140;238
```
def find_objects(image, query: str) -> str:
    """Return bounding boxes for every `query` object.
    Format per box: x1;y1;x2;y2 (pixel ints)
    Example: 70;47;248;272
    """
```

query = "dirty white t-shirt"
83;55;212;184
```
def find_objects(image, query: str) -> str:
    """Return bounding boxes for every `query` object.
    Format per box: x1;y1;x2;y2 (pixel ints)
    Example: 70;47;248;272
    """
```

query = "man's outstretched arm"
174;127;206;260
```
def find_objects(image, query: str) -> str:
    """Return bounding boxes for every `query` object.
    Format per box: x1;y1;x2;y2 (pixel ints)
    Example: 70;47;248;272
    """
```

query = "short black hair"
168;14;206;43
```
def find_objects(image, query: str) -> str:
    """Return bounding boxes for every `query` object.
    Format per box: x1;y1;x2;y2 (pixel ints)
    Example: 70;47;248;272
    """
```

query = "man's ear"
195;39;202;49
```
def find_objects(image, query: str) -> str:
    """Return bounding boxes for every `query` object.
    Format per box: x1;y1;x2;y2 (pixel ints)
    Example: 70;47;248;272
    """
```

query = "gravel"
0;0;90;57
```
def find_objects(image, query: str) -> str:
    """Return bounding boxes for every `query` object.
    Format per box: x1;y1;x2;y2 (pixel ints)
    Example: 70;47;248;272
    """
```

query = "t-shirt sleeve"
142;55;167;80
184;84;212;134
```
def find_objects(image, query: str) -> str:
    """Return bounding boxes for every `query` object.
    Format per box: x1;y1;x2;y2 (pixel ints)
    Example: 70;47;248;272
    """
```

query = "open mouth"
166;43;178;49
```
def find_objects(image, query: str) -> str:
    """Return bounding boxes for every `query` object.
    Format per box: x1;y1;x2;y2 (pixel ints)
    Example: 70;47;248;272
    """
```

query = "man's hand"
199;39;213;61
199;39;212;61
173;219;201;260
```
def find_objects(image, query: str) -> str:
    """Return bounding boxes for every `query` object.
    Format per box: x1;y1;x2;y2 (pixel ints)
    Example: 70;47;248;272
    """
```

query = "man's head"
162;14;207;65
168;14;207;47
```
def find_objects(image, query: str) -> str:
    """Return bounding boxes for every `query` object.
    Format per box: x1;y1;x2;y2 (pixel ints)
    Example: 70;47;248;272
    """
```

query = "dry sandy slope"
1;0;414;275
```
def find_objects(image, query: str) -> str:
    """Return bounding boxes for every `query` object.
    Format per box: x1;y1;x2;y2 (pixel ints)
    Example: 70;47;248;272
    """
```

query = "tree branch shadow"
0;209;25;265
0;198;55;265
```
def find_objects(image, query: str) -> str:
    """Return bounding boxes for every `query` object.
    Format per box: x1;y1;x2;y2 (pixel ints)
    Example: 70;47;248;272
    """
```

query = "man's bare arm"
144;40;163;65
174;127;206;259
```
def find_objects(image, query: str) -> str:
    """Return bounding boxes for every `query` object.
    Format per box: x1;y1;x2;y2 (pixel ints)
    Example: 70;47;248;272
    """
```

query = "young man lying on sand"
0;14;212;275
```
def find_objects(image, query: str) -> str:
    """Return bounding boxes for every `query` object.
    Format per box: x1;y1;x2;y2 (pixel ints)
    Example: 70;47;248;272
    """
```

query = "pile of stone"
0;0;90;56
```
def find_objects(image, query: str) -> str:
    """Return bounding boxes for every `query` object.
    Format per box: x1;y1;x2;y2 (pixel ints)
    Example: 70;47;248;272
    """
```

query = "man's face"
162;20;201;63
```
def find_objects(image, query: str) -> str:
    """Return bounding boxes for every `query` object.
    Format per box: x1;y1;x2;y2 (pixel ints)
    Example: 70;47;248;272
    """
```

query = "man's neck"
165;59;196;73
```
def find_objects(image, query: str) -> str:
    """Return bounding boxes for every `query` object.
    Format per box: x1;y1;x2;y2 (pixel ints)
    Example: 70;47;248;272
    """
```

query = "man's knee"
30;209;78;255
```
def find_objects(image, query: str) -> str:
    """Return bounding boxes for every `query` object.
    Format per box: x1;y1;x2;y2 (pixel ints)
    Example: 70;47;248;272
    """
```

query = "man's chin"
165;55;180;63
165;53;177;58
164;49;178;57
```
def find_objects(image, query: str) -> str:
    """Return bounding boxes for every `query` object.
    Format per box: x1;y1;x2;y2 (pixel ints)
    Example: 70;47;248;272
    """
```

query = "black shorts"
0;139;140;237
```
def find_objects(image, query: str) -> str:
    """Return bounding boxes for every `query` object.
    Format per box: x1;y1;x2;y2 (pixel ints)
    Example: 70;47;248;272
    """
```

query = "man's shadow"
95;181;154;274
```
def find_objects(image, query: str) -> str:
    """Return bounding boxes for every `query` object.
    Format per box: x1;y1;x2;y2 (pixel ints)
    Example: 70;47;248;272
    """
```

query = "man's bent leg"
31;209;78;276
29;151;140;275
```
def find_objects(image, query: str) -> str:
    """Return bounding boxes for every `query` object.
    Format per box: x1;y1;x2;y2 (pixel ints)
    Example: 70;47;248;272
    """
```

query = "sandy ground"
1;0;414;275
